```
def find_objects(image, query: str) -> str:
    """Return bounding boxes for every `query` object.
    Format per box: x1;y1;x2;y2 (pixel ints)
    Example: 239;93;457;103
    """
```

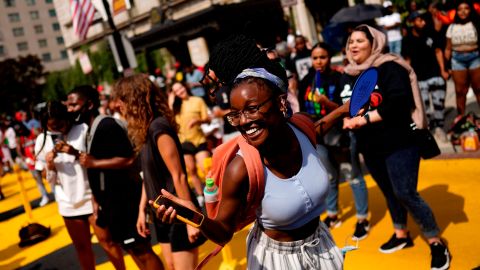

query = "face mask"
69;103;90;124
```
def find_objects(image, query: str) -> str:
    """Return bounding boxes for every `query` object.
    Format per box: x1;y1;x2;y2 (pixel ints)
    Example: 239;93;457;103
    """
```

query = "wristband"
363;113;371;125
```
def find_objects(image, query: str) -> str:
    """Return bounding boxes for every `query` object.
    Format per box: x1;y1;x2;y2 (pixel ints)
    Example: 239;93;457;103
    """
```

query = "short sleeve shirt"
446;22;478;50
141;117;186;201
175;96;209;146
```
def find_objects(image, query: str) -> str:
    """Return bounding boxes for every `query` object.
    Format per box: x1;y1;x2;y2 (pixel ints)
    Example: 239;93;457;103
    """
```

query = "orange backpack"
197;113;316;269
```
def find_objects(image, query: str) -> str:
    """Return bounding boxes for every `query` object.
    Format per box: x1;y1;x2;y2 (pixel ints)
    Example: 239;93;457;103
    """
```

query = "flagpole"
102;0;133;77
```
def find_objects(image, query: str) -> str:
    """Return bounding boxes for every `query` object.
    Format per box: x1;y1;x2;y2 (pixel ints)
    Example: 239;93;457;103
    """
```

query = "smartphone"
152;195;204;228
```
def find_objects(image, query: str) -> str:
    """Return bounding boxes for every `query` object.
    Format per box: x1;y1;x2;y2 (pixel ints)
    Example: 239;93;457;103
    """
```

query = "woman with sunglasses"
155;36;344;269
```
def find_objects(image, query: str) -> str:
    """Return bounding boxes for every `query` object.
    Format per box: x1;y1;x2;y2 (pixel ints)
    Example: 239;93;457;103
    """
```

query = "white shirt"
377;13;402;42
5;127;17;149
34;131;57;171
446;22;478;50
49;124;93;217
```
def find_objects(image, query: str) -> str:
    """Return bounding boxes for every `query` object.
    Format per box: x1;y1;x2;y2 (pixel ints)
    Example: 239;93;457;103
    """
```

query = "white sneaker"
39;196;49;207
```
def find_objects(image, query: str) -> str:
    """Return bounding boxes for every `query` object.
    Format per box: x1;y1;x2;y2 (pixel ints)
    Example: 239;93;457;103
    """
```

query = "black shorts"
181;142;208;155
154;219;206;252
96;206;151;249
62;214;91;220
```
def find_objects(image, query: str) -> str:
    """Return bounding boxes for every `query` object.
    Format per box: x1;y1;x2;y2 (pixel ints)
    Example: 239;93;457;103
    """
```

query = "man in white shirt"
377;1;403;55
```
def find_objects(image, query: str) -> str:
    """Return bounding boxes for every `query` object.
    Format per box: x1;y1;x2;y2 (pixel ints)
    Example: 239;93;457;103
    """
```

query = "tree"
0;55;44;114
42;41;119;101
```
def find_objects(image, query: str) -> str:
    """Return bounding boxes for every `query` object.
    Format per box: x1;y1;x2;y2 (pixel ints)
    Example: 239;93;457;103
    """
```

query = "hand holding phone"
152;194;204;228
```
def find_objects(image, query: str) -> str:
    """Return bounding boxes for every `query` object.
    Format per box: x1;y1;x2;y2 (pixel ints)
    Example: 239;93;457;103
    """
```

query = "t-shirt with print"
338;61;416;155
402;31;442;80
298;68;342;121
446;22;479;50
175;96;209;146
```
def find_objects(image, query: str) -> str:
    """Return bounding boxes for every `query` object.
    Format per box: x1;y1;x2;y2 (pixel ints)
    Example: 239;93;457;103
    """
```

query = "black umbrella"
330;4;386;24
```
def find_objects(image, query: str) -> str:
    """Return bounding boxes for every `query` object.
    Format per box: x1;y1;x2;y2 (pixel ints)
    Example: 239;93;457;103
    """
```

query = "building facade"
0;0;70;71
53;0;287;72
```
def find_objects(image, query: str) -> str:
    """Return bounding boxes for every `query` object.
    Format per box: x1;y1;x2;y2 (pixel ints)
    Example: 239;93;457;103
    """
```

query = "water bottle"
204;178;218;215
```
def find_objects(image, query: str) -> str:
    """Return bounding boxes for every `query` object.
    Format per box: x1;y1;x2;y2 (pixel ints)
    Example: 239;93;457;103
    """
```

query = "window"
42;53;51;62
8;13;20;22
17;42;28;51
30;11;39;20
0;45;5;56
34;25;44;34
4;0;15;7
56;36;64;45
26;0;35;6
60;50;68;59
38;39;47;47
52;23;60;31
48;9;56;17
12;27;24;37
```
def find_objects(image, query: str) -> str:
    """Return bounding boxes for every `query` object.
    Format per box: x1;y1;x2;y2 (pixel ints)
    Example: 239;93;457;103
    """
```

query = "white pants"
246;222;344;270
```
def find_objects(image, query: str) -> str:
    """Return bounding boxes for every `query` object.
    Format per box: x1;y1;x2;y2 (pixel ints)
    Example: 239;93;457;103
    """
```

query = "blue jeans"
389;40;402;55
363;146;440;238
451;50;480;71
317;138;369;219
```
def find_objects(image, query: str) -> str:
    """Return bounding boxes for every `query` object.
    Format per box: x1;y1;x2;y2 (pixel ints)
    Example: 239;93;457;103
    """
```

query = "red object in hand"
370;92;383;108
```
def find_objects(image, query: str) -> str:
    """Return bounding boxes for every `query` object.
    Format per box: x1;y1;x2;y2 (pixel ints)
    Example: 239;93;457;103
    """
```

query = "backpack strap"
86;115;107;153
289;113;317;146
86;115;128;153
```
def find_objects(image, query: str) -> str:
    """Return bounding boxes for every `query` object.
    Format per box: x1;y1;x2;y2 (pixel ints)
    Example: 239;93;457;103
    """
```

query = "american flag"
70;0;96;40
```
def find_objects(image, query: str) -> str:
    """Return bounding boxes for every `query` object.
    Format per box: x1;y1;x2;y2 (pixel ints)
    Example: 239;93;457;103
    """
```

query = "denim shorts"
451;50;480;71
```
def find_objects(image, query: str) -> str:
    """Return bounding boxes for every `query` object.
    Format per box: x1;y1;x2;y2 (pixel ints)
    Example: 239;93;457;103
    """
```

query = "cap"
408;10;426;21
383;1;392;8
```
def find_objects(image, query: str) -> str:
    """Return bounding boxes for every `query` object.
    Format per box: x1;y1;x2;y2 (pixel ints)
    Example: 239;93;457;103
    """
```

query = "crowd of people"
3;1;480;269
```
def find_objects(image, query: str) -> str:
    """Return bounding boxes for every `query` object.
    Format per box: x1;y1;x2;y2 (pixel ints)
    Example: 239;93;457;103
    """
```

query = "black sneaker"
352;220;370;240
430;242;450;270
379;233;414;253
323;215;342;229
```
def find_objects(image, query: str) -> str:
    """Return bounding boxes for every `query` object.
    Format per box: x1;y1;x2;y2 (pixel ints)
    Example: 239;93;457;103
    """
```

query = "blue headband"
234;68;287;93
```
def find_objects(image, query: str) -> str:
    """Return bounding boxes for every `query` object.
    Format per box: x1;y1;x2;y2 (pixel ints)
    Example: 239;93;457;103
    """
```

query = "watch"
363;113;371;125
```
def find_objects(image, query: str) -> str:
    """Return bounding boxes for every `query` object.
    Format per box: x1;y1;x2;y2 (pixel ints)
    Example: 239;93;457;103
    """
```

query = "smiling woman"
154;35;344;269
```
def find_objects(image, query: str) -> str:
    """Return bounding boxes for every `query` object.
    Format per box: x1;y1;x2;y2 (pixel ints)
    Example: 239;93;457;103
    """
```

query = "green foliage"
42;41;119;102
134;48;168;74
0;55;44;114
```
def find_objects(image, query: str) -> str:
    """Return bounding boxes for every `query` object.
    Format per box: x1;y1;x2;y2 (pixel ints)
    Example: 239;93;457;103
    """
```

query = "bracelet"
363;113;371;125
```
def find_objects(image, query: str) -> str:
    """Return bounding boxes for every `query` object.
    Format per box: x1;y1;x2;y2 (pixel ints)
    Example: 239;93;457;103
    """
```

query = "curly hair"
113;74;177;153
